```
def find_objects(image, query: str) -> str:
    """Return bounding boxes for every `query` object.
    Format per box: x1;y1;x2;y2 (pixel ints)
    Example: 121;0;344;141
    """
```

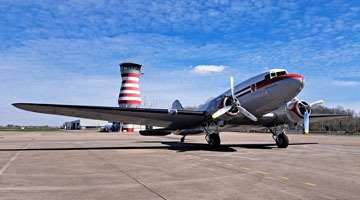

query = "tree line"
310;106;359;133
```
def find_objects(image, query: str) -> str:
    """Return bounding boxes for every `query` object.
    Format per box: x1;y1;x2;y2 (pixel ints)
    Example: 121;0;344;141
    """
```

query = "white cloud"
192;65;226;75
332;80;360;87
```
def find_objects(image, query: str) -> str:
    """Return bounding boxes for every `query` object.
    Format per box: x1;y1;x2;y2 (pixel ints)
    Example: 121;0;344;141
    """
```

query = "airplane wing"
309;114;348;122
12;103;207;129
260;113;348;123
222;112;348;131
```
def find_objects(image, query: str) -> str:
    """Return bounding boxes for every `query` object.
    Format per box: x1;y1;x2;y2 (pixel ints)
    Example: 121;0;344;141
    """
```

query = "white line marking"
0;143;30;175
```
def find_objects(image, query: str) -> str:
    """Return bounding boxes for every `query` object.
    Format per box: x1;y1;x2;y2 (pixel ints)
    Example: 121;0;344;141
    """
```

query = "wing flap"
13;103;206;129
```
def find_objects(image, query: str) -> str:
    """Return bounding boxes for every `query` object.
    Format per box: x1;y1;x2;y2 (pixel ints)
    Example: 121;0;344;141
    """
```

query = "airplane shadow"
0;142;318;152
162;142;318;152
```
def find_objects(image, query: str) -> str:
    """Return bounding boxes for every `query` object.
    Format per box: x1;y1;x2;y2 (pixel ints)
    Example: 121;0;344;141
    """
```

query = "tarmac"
0;130;359;200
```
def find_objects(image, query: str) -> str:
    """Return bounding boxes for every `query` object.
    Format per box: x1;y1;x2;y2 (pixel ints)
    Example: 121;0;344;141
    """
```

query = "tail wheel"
276;134;289;148
209;133;221;150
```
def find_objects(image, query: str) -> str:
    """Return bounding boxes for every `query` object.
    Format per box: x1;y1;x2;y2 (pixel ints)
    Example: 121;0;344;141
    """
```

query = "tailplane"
172;100;184;110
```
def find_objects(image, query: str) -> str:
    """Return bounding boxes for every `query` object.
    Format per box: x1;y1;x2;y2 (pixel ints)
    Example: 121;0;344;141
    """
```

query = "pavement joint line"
277;176;290;180
303;182;317;187
0;143;30;176
87;148;167;199
256;170;268;175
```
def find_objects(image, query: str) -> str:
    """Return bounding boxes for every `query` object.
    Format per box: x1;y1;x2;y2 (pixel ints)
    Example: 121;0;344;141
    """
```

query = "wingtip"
12;103;21;108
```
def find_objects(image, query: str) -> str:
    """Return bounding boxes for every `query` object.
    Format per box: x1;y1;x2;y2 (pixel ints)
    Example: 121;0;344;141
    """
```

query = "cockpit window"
276;71;287;76
265;74;270;80
265;70;287;80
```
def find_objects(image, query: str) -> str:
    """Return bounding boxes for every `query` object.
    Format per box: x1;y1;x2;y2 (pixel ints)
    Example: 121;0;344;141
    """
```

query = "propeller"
212;76;258;122
298;99;324;134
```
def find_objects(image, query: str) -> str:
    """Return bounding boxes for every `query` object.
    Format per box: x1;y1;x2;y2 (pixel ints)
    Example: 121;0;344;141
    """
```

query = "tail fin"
172;100;184;110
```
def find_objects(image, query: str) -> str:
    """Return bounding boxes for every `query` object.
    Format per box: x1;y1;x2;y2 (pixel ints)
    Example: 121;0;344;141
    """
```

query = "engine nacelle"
275;99;310;125
222;97;239;116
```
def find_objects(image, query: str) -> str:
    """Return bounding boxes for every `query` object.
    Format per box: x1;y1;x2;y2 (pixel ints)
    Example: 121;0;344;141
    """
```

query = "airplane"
13;69;346;149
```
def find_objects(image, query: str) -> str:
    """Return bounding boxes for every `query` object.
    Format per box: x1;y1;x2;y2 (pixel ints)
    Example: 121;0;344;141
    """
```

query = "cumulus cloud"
192;65;226;75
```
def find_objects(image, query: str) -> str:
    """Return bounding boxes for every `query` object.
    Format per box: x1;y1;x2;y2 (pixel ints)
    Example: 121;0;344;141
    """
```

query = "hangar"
63;119;111;130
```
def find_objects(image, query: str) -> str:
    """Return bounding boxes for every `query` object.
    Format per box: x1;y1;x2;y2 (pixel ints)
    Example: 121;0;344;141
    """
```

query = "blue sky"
0;0;359;125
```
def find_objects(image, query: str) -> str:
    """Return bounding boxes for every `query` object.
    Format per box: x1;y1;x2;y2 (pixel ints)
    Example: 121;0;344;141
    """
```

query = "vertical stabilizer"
172;100;184;110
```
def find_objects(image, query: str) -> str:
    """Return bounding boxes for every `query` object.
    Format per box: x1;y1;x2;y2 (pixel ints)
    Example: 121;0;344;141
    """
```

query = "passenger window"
271;72;276;77
265;74;270;80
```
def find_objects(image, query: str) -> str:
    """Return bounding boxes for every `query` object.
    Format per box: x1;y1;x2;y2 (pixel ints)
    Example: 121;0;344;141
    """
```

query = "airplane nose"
287;74;305;91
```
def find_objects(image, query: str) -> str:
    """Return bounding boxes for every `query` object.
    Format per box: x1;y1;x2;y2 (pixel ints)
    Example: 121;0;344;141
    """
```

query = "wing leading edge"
12;103;207;130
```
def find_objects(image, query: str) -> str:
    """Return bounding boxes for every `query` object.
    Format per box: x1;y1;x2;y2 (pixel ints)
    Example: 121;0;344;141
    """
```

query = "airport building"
63;119;111;130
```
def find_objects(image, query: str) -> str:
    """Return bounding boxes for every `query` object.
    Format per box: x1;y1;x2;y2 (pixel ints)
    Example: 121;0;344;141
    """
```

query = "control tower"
118;62;143;132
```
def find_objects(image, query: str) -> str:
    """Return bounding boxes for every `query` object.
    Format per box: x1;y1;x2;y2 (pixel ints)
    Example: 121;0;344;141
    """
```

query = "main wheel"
276;134;289;148
208;133;221;150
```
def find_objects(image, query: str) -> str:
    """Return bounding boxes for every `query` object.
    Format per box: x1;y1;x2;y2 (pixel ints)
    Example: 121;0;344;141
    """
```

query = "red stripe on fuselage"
256;74;303;90
234;74;303;97
235;86;251;95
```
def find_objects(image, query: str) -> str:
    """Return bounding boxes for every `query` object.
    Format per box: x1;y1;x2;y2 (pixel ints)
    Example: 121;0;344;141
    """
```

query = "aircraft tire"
276;134;289;148
209;133;221;150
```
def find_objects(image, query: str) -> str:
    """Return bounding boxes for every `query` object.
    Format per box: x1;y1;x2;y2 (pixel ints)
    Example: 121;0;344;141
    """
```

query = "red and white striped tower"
118;62;143;132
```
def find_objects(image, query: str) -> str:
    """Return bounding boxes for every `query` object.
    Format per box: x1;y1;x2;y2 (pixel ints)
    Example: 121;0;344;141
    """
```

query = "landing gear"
180;136;185;143
204;121;221;150
270;127;289;148
207;133;221;149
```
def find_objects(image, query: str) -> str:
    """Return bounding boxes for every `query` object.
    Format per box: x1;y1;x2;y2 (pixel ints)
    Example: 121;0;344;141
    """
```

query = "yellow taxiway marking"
240;167;250;170
277;176;290;180
303;182;316;187
256;170;268;175
203;158;211;161
226;164;235;167
215;161;222;164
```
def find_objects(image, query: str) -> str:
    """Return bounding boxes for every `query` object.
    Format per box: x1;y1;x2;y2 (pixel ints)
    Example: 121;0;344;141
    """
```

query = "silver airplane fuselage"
198;69;305;122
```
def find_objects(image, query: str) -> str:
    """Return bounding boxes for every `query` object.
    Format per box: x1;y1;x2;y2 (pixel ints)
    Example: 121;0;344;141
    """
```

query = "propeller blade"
212;105;233;119
230;76;235;99
304;110;309;134
237;106;258;122
310;100;324;108
211;76;258;121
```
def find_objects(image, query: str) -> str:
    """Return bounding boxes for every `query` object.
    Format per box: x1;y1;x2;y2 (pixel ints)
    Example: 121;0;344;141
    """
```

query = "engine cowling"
287;100;311;122
222;97;239;116
274;99;310;125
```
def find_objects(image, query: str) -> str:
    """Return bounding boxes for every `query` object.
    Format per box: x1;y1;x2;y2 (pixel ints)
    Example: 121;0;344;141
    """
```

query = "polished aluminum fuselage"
198;70;305;123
